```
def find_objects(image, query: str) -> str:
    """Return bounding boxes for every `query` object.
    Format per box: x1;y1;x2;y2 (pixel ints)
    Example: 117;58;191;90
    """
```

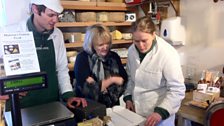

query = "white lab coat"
0;19;72;95
124;35;186;126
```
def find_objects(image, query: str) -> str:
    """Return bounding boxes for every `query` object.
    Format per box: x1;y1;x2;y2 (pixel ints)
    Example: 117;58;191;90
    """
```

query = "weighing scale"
0;72;47;126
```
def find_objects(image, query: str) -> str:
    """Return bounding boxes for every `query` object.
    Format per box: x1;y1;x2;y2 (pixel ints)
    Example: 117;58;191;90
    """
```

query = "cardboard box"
107;106;145;126
193;90;220;103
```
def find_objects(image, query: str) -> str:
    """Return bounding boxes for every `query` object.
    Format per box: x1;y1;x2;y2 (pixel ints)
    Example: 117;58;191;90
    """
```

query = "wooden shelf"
60;1;131;71
56;22;132;27
65;40;132;49
61;1;128;11
112;39;132;44
65;42;83;48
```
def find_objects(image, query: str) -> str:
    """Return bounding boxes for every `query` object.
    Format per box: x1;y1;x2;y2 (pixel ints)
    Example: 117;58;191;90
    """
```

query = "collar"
135;39;157;62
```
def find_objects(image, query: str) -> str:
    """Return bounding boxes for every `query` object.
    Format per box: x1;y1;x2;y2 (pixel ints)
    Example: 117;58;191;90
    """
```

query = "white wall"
168;0;224;80
4;0;30;25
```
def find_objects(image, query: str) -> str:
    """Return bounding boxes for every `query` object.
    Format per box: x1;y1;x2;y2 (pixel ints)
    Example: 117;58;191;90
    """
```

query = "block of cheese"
67;51;78;57
63;32;82;43
76;12;96;22
108;12;125;22
69;56;77;63
122;33;132;40
67;51;77;63
111;30;122;40
81;34;86;42
96;12;109;22
111;48;128;58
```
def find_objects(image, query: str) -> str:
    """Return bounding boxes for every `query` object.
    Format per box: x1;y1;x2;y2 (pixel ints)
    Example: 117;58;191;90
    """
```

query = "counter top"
177;91;206;126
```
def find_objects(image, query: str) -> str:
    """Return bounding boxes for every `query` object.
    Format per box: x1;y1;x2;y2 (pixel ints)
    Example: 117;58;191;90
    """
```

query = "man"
0;0;87;110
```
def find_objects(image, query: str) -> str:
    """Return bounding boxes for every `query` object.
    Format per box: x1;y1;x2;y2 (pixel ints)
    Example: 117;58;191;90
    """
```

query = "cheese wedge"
112;30;122;40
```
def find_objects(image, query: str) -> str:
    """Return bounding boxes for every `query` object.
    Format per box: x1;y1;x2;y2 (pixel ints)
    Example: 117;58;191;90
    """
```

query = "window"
0;0;6;27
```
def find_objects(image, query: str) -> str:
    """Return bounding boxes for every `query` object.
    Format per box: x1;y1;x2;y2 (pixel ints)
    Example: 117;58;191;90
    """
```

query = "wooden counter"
177;92;206;126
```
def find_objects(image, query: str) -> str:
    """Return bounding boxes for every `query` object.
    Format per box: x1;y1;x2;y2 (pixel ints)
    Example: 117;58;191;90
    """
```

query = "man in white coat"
123;16;186;126
0;0;87;110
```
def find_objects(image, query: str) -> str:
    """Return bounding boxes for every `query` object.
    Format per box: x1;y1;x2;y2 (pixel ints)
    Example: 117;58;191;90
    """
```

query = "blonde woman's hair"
83;24;112;54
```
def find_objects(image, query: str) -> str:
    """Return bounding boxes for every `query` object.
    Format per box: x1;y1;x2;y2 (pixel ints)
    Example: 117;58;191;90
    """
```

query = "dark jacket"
74;51;127;107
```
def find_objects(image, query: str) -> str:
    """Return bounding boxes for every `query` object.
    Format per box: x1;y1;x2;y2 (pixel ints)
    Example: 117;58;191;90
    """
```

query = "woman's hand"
86;76;95;84
67;97;87;109
101;76;124;92
145;112;162;126
126;100;135;112
111;76;124;86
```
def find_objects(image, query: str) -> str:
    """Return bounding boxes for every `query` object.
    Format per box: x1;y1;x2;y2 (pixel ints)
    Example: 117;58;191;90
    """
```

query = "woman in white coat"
123;16;186;126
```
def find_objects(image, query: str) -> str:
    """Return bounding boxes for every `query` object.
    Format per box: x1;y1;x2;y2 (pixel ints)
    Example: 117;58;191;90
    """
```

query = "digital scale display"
0;72;47;95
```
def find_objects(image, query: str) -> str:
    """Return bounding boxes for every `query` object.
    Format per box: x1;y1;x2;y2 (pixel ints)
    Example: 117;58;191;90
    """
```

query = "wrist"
154;107;170;120
106;77;113;87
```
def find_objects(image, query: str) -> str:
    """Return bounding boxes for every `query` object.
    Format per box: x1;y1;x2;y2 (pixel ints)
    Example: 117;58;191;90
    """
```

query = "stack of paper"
106;106;145;126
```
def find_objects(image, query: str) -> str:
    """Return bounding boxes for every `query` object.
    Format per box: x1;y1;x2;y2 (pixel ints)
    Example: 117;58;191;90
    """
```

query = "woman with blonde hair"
74;24;128;107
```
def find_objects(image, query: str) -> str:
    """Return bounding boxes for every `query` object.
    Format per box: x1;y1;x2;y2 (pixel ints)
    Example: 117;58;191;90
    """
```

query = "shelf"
60;1;131;71
56;22;132;27
65;40;132;48
61;1;128;11
65;42;83;48
112;39;132;44
68;58;127;71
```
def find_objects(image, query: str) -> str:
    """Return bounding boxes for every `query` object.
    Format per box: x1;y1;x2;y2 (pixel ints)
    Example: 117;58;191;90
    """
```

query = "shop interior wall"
3;0;224;81
168;0;224;81
4;0;30;26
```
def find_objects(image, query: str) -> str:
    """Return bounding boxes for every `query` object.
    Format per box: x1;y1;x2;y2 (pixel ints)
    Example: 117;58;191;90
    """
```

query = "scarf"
88;52;119;81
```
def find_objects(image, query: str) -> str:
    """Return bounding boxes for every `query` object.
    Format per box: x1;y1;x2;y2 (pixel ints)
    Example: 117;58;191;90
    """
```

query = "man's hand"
19;92;28;99
0;95;9;100
126;100;135;112
67;97;87;109
145;112;162;126
0;92;28;100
